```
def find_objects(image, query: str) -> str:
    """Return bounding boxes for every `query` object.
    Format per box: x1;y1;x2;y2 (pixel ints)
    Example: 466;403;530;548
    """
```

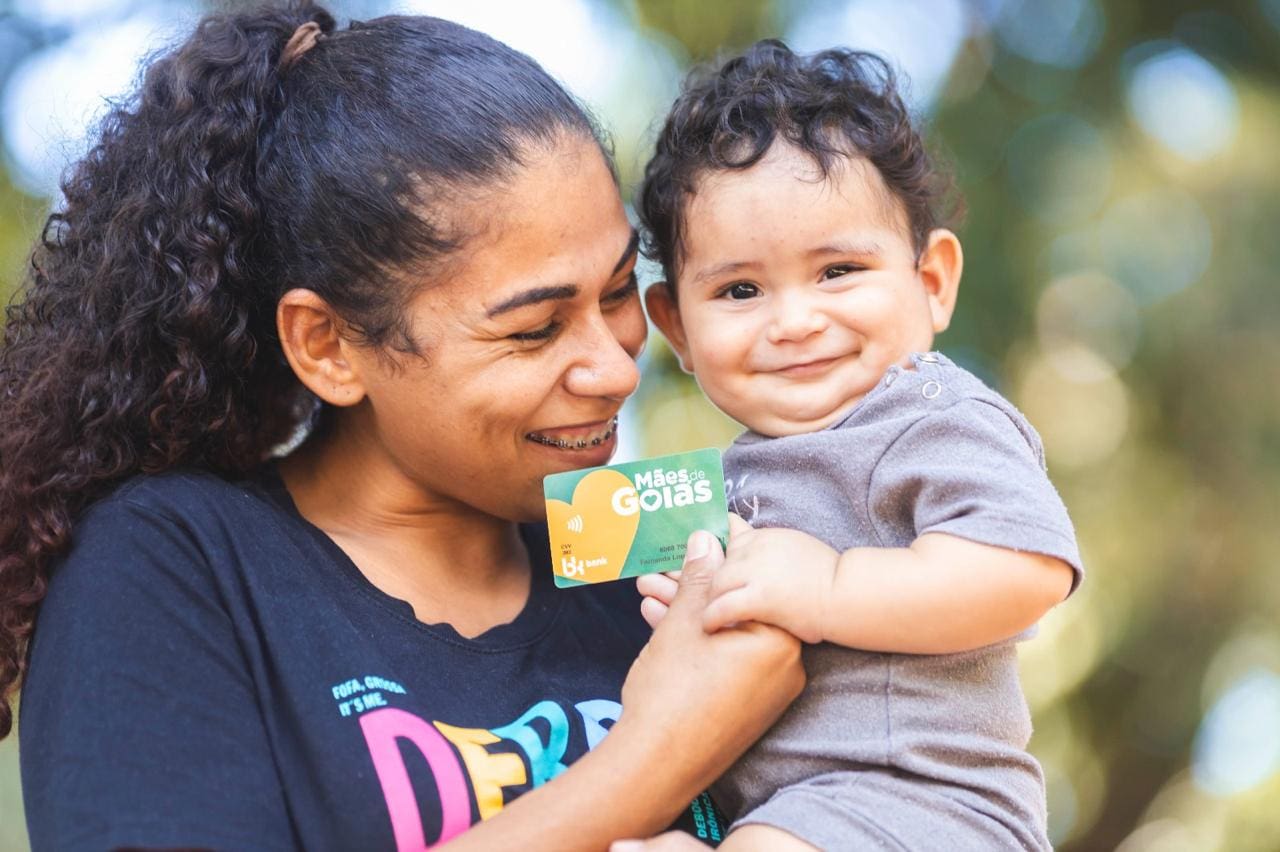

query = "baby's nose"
766;293;828;343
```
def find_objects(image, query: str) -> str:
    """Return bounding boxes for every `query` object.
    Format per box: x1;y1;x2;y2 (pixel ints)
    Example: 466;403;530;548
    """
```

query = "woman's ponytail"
0;1;334;738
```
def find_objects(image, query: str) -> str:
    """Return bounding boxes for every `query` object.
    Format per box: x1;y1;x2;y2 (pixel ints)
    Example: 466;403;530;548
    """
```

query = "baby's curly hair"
637;39;960;285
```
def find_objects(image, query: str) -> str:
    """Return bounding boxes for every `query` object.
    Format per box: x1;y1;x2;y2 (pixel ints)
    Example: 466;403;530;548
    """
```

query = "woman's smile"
525;416;619;457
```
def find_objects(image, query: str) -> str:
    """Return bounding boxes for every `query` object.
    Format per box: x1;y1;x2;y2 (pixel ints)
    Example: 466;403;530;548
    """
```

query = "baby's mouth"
769;354;845;378
526;417;618;450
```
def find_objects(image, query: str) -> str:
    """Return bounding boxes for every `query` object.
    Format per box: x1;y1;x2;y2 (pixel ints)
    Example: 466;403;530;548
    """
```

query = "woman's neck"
278;413;534;637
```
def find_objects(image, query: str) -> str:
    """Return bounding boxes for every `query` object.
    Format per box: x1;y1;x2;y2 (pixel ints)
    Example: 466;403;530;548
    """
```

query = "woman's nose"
766;291;828;344
565;313;643;400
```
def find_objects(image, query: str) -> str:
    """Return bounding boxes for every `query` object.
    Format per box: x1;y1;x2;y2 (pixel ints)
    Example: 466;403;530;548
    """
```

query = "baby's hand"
636;570;680;628
703;516;837;643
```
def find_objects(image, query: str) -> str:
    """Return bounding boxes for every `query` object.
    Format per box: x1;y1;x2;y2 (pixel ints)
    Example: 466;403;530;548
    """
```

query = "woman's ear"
277;289;368;407
918;229;964;333
644;283;694;373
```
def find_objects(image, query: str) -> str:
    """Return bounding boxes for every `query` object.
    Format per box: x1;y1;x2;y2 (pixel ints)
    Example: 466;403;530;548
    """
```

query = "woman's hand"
438;520;803;851
612;520;805;817
611;833;711;851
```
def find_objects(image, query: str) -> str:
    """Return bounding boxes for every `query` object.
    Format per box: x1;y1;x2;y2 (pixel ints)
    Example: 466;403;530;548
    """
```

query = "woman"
0;3;802;849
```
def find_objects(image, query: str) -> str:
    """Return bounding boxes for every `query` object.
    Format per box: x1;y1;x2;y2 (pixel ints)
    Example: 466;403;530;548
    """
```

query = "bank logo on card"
544;449;729;588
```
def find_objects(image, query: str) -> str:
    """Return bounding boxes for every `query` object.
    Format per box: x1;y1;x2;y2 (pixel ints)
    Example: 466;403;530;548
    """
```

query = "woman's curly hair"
637;39;961;285
0;0;604;738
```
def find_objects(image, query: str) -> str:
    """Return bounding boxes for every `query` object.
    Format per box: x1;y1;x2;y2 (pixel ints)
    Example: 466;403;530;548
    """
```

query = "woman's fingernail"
611;843;645;852
687;531;711;561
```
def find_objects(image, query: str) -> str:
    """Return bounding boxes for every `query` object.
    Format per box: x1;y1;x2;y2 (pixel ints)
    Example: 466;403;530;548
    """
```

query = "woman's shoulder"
77;466;294;546
102;466;283;522
56;467;293;593
23;468;306;850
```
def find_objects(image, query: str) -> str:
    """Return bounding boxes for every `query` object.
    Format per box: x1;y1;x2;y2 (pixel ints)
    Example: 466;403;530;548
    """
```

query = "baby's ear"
919;229;963;333
644;282;694;374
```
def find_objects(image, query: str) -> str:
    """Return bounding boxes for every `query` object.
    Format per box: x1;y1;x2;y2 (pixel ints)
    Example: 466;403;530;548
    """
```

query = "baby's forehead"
681;146;912;255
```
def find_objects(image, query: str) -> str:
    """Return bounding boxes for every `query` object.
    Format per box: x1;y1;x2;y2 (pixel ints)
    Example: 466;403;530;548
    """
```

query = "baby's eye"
822;264;861;280
719;282;761;301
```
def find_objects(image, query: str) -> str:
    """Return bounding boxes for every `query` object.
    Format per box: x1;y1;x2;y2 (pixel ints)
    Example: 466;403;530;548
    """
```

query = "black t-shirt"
20;470;725;850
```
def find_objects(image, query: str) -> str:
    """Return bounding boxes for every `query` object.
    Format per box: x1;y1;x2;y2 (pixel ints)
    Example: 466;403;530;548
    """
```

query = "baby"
635;42;1083;851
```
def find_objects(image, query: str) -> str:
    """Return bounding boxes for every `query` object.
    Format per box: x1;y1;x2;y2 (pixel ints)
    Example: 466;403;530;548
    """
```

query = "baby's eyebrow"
806;239;887;258
689;259;763;287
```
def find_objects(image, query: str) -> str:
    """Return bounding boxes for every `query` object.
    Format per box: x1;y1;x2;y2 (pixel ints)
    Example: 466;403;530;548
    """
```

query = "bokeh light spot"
11;0;135;26
1016;347;1129;469
995;0;1104;68
405;0;681;177
1037;271;1142;371
1192;669;1280;796
1200;627;1280;714
1098;189;1212;306
1126;42;1239;161
1006;113;1113;225
1;9;195;196
404;0;643;105
1114;817;1199;852
1260;0;1280;32
787;0;968;110
1042;761;1079;844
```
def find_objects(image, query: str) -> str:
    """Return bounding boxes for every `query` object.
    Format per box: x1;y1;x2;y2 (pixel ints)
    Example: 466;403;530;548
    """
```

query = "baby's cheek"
692;334;745;375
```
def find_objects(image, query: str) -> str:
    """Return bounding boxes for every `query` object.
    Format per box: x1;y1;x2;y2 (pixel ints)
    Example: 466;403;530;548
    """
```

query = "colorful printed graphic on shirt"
333;674;722;849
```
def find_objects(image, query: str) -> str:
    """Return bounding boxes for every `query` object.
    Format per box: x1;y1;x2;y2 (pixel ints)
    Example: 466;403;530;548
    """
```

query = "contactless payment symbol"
543;448;729;588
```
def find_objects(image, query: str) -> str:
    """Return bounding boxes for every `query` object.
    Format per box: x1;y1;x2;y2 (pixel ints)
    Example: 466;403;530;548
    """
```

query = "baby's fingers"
636;572;679;606
703;585;761;634
639;596;669;629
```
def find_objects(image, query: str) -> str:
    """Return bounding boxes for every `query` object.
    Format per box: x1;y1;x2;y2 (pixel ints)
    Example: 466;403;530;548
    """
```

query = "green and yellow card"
544;448;729;588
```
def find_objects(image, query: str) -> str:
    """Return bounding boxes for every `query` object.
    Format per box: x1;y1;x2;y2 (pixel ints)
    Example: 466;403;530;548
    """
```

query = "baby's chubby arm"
641;516;1074;653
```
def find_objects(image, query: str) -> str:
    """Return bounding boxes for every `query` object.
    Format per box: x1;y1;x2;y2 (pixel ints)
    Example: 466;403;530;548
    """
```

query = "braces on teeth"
528;417;618;450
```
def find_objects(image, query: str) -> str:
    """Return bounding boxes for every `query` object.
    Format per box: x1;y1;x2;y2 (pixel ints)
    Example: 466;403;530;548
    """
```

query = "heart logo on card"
546;468;640;584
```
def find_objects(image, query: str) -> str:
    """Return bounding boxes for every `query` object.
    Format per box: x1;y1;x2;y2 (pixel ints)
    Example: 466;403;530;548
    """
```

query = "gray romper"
716;352;1083;851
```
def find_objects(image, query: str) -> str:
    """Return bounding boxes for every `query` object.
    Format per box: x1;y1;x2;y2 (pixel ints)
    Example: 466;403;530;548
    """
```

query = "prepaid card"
544;448;729;588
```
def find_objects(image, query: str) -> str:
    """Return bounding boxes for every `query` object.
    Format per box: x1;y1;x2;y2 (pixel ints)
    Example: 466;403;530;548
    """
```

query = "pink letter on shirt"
360;707;472;850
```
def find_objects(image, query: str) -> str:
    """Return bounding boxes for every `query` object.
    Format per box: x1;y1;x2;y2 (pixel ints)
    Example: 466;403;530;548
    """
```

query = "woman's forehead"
440;142;631;304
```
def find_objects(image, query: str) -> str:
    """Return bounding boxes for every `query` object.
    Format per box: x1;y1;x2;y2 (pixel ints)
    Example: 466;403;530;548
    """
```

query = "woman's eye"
509;321;561;343
603;273;639;305
720;282;760;300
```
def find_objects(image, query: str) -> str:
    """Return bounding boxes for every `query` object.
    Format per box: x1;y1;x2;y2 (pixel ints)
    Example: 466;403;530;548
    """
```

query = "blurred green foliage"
632;0;784;60
2;1;1278;850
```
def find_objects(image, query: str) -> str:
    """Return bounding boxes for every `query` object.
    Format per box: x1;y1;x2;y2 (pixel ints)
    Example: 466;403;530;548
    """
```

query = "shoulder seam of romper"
863;387;979;546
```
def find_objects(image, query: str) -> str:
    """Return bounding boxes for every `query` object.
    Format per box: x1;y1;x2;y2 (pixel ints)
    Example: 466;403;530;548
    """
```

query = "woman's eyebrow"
613;229;640;274
486;284;579;318
486;230;639;318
